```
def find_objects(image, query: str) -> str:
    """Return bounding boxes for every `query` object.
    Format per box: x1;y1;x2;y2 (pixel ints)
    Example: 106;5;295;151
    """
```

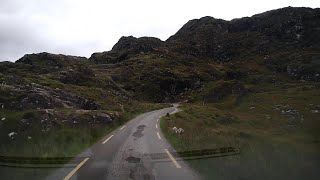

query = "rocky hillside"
167;7;320;58
1;7;319;104
0;6;319;132
82;7;319;102
90;36;163;64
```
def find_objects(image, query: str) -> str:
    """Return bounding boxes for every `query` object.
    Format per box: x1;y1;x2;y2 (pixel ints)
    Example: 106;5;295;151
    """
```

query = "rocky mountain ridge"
1;6;319;107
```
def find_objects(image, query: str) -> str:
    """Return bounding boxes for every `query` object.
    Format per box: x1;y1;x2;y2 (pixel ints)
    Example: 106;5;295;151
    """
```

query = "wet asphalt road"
46;106;200;180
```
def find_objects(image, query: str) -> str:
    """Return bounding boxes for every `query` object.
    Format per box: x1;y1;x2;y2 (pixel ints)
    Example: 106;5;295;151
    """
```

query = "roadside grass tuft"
0;103;171;179
160;84;320;180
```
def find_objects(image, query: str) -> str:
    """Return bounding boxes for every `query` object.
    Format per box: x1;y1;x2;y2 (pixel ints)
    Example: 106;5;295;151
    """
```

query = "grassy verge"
160;86;320;180
0;102;170;180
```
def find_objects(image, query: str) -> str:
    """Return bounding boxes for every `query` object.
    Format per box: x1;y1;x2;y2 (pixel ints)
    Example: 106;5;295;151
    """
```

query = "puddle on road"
128;159;155;180
125;150;155;180
125;156;141;163
129;169;135;179
132;125;146;138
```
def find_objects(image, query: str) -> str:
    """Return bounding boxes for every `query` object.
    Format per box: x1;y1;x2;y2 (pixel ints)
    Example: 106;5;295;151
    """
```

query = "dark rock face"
95;113;113;124
205;81;247;102
112;36;163;52
16;52;88;73
164;7;320;82
167;7;320;61
167;16;233;60
19;92;64;109
58;65;95;84
264;51;320;81
287;63;320;81
242;7;320;45
16;110;118;133
61;112;115;127
88;7;320;85
89;36;163;64
1;83;100;110
86;7;320;88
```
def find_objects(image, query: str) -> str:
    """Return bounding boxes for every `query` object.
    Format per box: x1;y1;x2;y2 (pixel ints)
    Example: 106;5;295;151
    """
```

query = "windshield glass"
0;1;319;180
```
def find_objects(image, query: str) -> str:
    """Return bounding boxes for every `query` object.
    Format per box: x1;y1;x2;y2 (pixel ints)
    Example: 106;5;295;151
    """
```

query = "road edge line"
164;149;181;168
156;132;161;140
63;158;89;180
102;135;114;144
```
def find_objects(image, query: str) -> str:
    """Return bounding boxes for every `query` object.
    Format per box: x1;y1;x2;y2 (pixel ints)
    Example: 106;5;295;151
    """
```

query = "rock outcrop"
16;52;88;73
167;7;320;61
90;36;163;64
0;83;100;110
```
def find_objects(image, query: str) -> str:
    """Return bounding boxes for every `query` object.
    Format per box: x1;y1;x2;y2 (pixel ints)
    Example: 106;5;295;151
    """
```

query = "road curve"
47;106;200;180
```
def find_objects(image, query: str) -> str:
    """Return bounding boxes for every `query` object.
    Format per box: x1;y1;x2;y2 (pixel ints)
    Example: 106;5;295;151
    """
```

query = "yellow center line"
164;149;181;169
102;135;114;144
157;132;161;140
120;125;126;130
64;158;89;180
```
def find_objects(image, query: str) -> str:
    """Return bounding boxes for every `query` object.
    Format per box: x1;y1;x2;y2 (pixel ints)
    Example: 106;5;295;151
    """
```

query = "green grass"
0;103;170;157
0;103;171;180
0;125;114;157
160;83;320;180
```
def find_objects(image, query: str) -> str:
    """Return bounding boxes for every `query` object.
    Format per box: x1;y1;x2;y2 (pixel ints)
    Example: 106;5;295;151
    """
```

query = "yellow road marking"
157;132;161;140
64;158;89;180
102;135;114;144
120;125;126;130
164;149;181;168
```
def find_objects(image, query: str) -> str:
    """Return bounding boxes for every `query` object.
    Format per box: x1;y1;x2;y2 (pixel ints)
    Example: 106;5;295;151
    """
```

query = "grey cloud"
0;0;69;61
0;17;47;61
0;0;317;61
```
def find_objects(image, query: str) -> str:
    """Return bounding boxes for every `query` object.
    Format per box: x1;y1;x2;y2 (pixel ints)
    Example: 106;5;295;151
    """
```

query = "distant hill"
167;7;320;59
0;6;319;105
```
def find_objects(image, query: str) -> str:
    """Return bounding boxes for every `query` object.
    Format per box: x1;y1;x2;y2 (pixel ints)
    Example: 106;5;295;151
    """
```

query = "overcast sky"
0;0;318;61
